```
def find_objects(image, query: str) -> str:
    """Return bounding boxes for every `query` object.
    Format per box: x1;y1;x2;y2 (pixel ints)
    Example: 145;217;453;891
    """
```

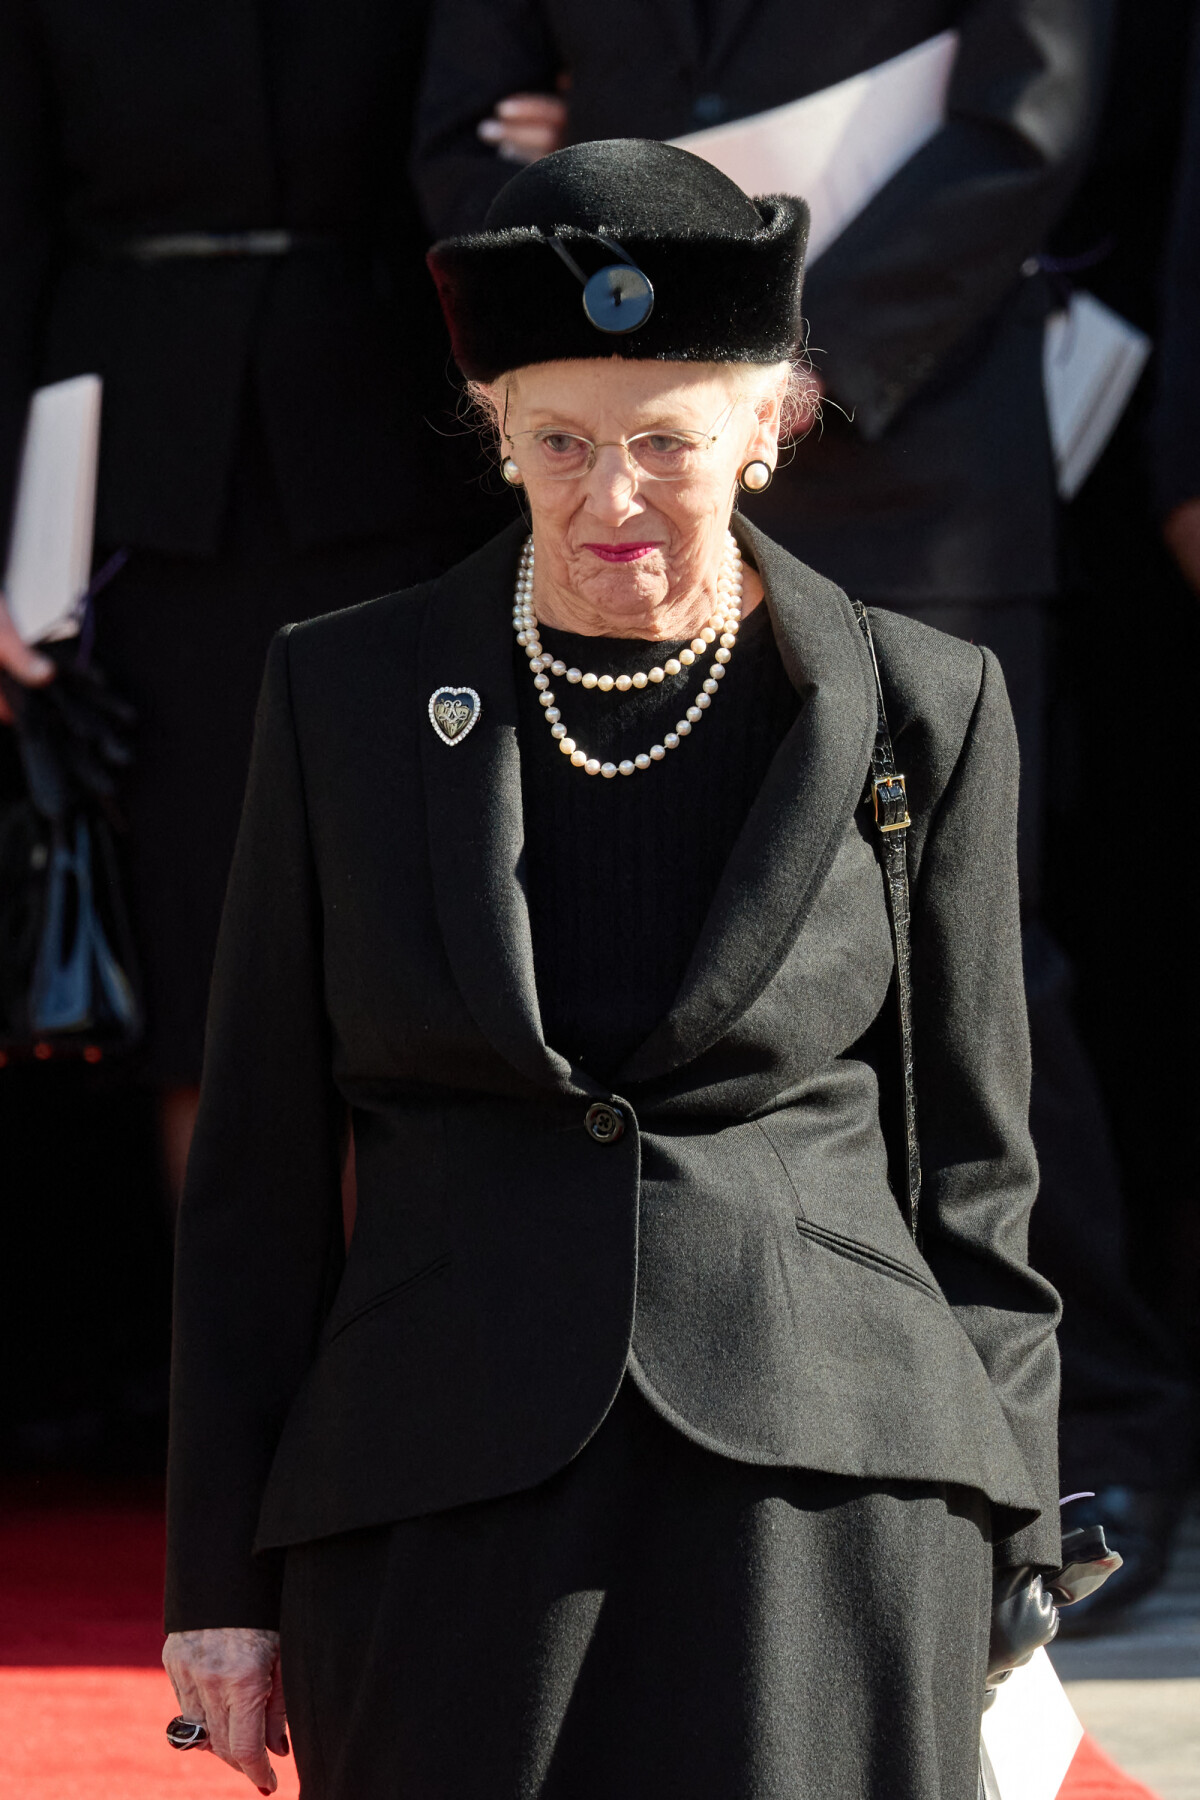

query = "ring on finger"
166;1716;209;1750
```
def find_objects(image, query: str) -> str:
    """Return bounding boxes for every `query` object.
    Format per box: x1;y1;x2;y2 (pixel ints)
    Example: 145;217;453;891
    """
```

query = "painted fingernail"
281;1733;290;1754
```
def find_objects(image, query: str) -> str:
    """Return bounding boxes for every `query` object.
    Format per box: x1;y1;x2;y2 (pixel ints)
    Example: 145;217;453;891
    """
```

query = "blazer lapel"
418;521;580;1096
619;517;879;1085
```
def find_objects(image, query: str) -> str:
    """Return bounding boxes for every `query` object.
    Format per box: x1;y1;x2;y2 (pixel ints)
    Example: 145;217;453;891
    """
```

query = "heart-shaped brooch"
428;686;482;747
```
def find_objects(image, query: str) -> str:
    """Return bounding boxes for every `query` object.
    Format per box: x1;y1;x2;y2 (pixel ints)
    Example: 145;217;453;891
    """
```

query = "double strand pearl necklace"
512;533;743;777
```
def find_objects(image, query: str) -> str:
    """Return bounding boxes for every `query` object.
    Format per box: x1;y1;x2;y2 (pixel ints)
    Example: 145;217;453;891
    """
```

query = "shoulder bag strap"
852;601;922;1243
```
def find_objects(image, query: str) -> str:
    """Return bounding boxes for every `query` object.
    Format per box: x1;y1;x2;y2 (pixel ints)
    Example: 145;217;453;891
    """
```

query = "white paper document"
673;36;1147;498
1043;291;1150;500
979;1649;1084;1800
4;373;102;645
671;30;959;262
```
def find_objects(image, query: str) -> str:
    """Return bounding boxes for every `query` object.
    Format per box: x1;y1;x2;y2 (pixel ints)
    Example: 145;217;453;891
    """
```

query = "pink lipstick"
584;542;660;564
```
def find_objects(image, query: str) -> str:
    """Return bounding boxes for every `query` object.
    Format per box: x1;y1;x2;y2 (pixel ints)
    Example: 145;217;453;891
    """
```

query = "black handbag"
0;643;141;1062
853;606;1127;1800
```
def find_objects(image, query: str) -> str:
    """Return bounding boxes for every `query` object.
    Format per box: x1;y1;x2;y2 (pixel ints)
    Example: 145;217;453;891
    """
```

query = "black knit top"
516;597;801;1080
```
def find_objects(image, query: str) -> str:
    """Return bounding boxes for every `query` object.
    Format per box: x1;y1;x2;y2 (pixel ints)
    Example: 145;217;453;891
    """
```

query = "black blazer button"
585;1101;625;1144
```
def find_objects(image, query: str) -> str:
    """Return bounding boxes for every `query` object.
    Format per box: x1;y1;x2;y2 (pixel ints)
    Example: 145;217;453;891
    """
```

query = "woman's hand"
163;1627;288;1794
0;592;55;725
477;91;568;164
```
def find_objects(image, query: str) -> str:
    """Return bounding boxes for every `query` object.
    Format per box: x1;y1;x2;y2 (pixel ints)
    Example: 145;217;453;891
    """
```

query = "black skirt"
280;1379;992;1800
90;416;450;1085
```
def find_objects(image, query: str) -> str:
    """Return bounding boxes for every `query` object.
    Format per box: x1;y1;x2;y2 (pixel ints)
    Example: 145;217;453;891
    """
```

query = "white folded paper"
1043;291;1151;499
673;36;1149;497
671;29;958;263
4;373;102;645
979;1648;1084;1800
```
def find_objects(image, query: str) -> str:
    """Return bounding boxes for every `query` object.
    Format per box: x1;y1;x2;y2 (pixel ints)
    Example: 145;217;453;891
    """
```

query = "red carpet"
1061;1734;1162;1800
0;1489;298;1797
0;1488;1159;1799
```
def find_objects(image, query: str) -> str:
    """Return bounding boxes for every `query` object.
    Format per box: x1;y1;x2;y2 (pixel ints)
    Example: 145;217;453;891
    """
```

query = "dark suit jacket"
165;516;1061;1630
412;0;1111;599
0;0;490;560
1151;3;1200;518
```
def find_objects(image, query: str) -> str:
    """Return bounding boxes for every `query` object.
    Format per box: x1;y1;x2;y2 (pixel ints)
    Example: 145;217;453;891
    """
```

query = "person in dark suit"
163;142;1061;1799
414;0;1200;1623
1011;0;1200;1629
1153;3;1200;594
415;0;1110;618
0;0;503;1189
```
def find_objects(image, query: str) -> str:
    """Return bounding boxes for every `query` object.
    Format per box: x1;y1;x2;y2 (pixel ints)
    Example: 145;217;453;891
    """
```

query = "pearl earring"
501;457;523;485
738;459;774;493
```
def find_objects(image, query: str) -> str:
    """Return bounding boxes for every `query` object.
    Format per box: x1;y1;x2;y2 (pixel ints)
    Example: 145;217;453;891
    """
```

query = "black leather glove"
987;1566;1059;1684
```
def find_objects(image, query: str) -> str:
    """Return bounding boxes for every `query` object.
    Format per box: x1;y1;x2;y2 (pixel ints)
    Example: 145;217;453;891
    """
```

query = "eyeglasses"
506;403;739;483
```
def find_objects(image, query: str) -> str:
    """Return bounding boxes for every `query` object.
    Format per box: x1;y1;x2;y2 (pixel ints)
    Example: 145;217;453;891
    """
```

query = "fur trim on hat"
427;139;809;381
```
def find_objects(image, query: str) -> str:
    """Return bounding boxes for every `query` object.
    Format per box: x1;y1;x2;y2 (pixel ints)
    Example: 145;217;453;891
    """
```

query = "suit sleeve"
411;0;560;236
165;630;346;1631
0;0;56;539
1150;3;1200;518
806;0;1113;439
910;646;1062;1569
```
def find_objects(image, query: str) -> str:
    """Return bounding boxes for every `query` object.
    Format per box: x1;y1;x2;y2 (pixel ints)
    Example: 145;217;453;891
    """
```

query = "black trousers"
874;597;1194;1491
281;1379;991;1800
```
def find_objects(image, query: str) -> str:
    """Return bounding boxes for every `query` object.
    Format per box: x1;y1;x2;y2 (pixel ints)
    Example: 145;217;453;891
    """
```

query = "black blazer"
0;0;494;560
1150;2;1200;519
413;0;1112;600
165;517;1061;1630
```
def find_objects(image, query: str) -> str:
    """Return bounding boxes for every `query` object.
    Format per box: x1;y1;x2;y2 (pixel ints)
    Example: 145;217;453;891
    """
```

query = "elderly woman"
163;141;1062;1800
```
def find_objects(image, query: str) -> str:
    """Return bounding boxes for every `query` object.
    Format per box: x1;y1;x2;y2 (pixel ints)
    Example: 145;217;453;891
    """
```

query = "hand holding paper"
672;33;1149;490
0;595;56;724
1;374;103;720
671;32;959;264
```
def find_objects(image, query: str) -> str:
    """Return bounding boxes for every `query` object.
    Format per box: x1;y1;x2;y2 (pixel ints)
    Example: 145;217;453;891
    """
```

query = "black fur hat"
427;139;809;381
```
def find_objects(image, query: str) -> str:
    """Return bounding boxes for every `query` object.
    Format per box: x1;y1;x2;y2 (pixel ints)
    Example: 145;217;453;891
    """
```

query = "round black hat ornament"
427;138;809;381
542;228;656;334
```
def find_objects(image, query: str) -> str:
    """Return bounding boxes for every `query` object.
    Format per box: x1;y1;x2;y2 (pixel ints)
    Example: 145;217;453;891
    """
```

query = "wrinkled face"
481;357;782;634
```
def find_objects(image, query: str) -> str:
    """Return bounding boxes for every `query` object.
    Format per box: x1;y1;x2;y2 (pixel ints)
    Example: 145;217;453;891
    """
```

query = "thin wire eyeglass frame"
503;401;741;482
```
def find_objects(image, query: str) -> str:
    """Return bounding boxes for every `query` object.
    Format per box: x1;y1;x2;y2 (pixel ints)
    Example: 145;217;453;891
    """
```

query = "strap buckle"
872;773;911;833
